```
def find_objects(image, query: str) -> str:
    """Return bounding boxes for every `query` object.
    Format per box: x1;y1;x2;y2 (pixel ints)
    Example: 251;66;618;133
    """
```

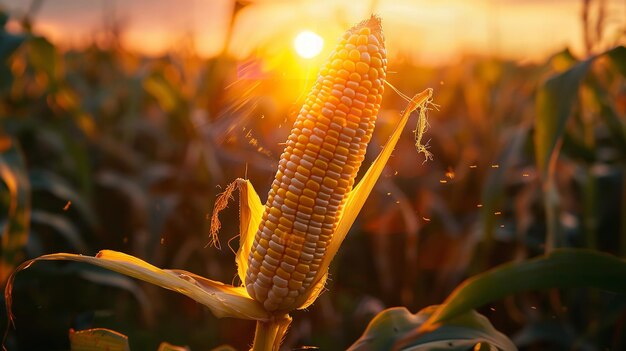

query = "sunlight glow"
294;31;324;59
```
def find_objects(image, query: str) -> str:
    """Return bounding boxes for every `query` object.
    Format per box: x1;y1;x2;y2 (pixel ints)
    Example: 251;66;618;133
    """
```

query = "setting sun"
294;30;324;59
3;1;626;349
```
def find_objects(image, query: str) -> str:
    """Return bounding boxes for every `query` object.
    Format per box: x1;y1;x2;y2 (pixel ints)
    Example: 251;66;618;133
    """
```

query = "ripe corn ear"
245;15;387;312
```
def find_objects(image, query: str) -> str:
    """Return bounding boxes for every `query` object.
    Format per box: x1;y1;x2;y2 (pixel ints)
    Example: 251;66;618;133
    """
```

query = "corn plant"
5;16;435;350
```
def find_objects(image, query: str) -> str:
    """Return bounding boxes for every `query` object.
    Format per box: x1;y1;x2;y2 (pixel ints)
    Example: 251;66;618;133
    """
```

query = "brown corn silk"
245;15;387;312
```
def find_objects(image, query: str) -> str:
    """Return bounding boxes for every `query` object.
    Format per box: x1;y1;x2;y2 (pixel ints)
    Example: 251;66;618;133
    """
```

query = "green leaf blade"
428;249;626;326
534;45;625;178
0;138;31;285
349;306;516;351
534;59;592;178
606;45;626;76
69;328;130;351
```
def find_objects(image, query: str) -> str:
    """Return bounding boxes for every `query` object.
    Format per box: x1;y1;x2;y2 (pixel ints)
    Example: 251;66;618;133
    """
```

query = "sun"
294;31;324;59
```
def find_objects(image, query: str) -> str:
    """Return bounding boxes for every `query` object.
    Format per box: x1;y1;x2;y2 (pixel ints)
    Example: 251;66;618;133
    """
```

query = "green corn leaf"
70;329;193;351
348;306;516;351
27;36;58;83
596;95;626;156
69;328;130;351
0;137;30;285
534;45;625;179
607;46;626;76
157;342;190;351
0;30;26;61
0;20;26;93
0;63;12;92
535;56;592;178
425;249;626;327
211;346;237;351
143;73;181;114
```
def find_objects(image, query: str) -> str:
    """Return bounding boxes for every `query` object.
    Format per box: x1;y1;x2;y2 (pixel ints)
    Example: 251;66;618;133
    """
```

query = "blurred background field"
0;0;625;350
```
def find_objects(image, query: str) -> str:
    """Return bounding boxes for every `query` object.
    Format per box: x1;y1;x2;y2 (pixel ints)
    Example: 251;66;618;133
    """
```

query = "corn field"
1;1;626;350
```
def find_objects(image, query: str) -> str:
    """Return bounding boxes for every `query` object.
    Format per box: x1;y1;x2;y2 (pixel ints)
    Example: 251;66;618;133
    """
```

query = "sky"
1;0;624;65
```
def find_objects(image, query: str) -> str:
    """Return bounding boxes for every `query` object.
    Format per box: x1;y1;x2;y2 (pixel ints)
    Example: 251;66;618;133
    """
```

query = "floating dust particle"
257;146;271;156
522;173;530;177
477;204;483;208
63;201;72;211
244;127;272;157
531;306;537;310
445;168;455;179
500;225;504;228
386;192;391;196
491;164;500;168
395;200;400;204
439;179;447;184
160;238;164;244
490;307;496;311
394;170;398;176
422;217;431;222
495;211;502;215
469;165;477;168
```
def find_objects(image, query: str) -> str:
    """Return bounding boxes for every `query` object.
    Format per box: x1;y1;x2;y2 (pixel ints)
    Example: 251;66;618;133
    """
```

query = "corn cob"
245;15;387;312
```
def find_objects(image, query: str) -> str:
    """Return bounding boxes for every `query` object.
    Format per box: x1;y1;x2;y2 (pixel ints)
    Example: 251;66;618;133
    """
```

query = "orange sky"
2;0;624;65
